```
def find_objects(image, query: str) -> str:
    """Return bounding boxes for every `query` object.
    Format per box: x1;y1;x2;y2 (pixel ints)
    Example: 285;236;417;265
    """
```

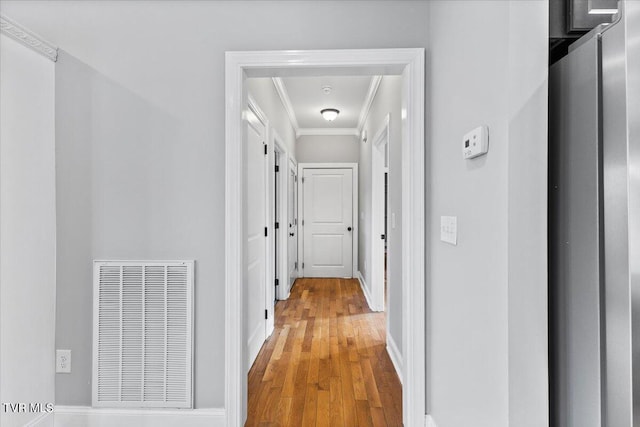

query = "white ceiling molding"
272;77;300;134
0;15;58;62
296;128;360;138
356;75;383;133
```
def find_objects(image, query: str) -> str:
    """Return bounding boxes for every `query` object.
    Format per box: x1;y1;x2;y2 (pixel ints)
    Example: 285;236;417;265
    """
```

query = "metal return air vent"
92;261;194;408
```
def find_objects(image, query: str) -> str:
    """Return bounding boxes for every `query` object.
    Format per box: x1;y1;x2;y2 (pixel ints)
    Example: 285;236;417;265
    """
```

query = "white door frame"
370;114;390;312
297;163;358;279
287;155;299;294
225;48;425;426
272;131;290;301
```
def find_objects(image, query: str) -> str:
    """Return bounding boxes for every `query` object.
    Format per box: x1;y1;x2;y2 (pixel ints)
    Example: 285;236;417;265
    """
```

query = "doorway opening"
225;48;425;426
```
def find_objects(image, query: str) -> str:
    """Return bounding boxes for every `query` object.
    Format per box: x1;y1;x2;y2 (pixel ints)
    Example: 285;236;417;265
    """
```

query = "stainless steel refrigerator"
550;1;639;426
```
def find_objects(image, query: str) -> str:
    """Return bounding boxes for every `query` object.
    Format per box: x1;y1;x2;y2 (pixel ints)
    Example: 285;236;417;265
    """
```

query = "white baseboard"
357;271;375;310
54;406;225;427
426;414;438;427
25;411;54;427
386;331;403;385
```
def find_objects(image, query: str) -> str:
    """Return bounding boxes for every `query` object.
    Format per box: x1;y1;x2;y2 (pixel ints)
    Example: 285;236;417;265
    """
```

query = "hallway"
246;278;402;426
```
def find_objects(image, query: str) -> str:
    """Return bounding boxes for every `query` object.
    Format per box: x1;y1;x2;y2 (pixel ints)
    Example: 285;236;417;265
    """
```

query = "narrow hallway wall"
0;33;56;427
359;75;403;357
296;135;359;163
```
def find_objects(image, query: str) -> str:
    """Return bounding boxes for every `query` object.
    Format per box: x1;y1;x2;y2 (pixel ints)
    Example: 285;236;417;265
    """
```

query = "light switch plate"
56;349;71;373
440;216;457;245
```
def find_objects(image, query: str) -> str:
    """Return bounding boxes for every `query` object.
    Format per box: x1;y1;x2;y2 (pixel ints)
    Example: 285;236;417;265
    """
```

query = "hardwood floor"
246;278;402;427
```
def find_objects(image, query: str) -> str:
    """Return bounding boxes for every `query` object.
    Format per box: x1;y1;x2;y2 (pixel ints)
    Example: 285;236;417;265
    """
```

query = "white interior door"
273;149;280;303
371;122;389;312
288;163;298;289
302;168;353;278
245;107;267;368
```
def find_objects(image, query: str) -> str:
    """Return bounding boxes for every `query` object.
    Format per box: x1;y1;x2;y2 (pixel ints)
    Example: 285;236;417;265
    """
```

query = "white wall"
296;135;359;163
0;34;56;427
0;0;431;408
358;76;402;352
1;1;549;422
426;1;548;426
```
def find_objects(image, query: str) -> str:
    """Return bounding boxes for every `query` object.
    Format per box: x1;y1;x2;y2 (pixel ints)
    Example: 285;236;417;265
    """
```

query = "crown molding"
272;77;300;134
0;15;58;62
296;127;360;138
357;75;383;132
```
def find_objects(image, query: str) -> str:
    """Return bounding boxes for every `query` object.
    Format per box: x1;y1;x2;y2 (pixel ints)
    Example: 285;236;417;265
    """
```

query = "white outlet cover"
440;216;457;245
56;349;71;373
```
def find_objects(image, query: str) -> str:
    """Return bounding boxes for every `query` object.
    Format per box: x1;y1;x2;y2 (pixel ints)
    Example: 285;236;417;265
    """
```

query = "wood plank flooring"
246;278;402;427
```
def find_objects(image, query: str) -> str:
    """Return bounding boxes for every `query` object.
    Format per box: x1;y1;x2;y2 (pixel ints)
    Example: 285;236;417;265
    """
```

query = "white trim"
296;127;360;137
357;270;375;310
400;48;426;427
224;50;245;427
0;15;58;61
271;77;300;134
225;48;425;427
54;406;225;427
357;75;383;132
425;414;438;427
24;411;53;427
247;95;269;128
386;331;403;385
298;162;358;279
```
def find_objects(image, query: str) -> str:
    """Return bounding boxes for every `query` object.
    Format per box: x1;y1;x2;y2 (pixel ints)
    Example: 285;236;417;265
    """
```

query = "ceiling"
274;75;379;137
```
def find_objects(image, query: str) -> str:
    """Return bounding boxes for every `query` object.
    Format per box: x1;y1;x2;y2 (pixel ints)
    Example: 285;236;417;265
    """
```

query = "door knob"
290;233;295;236
347;226;352;232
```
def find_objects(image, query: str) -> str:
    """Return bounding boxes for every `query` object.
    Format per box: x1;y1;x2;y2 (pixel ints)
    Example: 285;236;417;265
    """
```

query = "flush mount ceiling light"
320;108;340;122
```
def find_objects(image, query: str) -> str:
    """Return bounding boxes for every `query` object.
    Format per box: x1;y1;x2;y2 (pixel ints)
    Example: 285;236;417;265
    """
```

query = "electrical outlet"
440;216;458;245
56;349;71;373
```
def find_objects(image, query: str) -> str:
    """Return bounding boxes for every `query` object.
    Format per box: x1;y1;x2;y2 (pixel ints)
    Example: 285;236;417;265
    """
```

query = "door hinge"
264;144;267;155
264;227;268;237
295;176;297;183
265;309;268;319
275;222;279;229
294;261;298;270
302;219;304;226
275;278;279;287
275;165;279;172
302;177;305;183
302;262;305;269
